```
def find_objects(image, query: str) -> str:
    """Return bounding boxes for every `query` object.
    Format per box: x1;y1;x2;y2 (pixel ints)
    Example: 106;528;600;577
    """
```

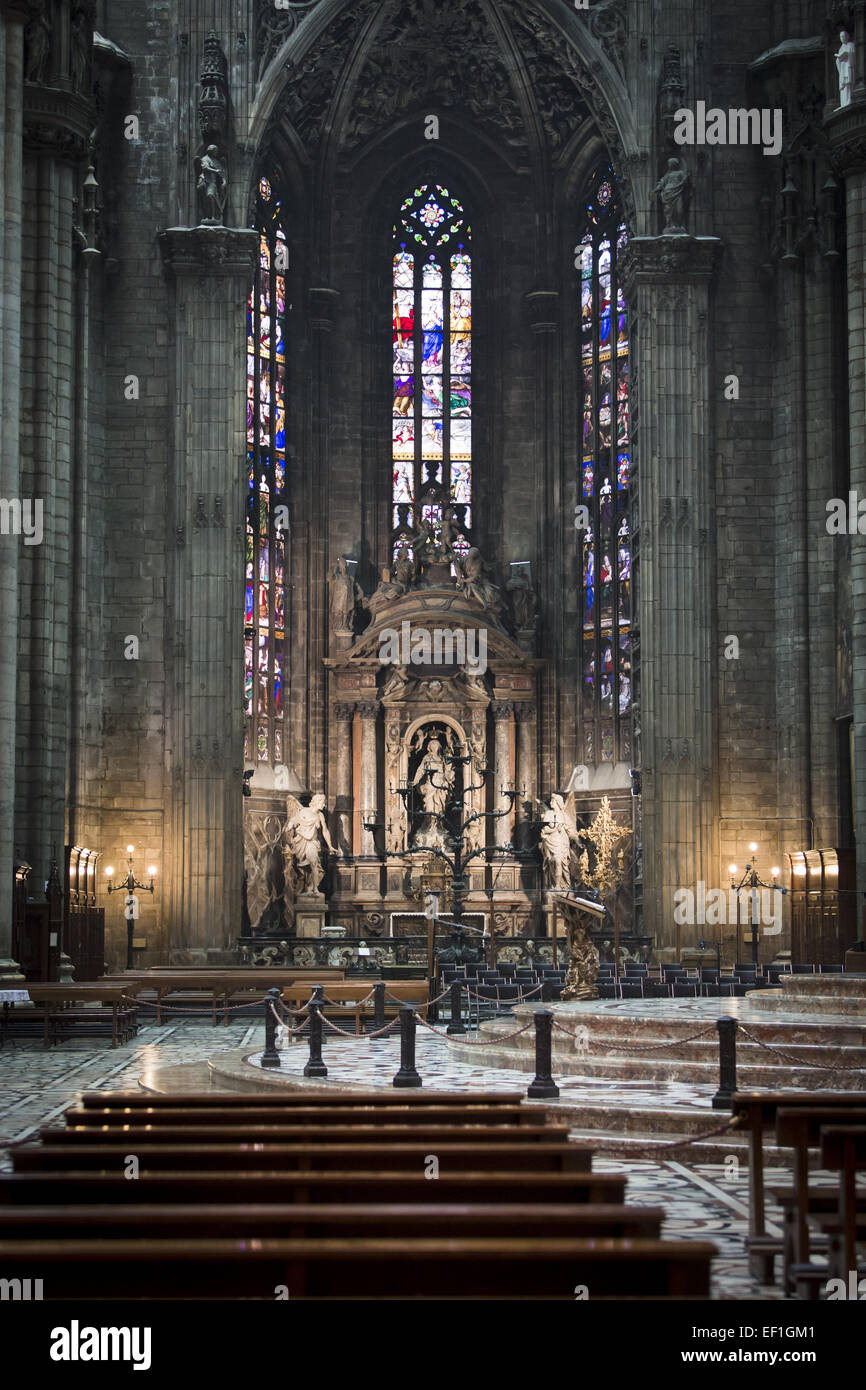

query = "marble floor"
0;1017;813;1301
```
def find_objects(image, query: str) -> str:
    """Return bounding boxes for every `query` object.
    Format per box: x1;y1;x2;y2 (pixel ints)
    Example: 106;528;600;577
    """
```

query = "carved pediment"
324;585;540;672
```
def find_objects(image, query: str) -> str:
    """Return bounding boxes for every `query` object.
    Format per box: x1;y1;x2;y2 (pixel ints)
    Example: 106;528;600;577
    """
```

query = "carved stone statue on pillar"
836;30;856;109
537;792;583;891
329;557;360;640
196;146;228;225
652;156;690;234
284;793;334;895
24;0;52;83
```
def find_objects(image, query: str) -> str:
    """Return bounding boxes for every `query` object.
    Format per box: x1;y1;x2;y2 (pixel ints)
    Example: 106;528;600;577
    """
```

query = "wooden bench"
0;1201;664;1242
21;986;138;1049
730;1090;866;1282
96;971;345;1026
773;1106;866;1291
10;1140;591;1174
0;1235;716;1299
42;1122;570;1148
63;1103;549;1129
281;982;429;1038
818;1125;866;1283
77;1088;526;1109
0;1168;628;1207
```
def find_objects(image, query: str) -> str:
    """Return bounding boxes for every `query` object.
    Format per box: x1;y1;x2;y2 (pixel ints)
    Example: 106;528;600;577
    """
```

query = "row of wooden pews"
0;1089;717;1300
731;1090;866;1297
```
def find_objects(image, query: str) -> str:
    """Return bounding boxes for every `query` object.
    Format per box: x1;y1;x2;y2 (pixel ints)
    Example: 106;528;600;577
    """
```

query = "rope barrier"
413;1013;535;1046
319;989;377;1010
383;986;451;1008
737;1026;866;1074
630;1115;745;1153
461;981;546;1004
319;1015;402;1041
550;1019;718;1053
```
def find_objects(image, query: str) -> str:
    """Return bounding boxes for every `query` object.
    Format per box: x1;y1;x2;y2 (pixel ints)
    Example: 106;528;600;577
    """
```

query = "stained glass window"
578;167;631;764
245;176;288;765
392;184;472;562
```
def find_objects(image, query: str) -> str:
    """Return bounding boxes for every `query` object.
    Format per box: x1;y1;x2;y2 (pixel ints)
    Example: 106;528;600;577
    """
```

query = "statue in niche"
652;156;689;234
456;546;502;614
506;567;538;633
328;556;360;635
537;792;584;891
69;7;90;92
386;793;409;856
24;0;51;83
410;731;455;852
836;30;856;108
195;145;228;225
284;793;334;896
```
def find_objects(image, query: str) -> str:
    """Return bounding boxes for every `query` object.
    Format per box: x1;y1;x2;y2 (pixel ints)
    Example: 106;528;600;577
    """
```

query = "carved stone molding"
333;702;356;722
491;701;514;721
254;0;325;82
23;85;92;159
159;225;258;281
198;29;228;147
513;703;536;723
619;234;723;295
356;701;379;720
826;100;866;176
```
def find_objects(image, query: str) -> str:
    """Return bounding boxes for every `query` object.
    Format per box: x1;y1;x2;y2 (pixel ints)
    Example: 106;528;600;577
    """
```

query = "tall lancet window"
392;183;472;561
578;167;631;765
245;176;288;765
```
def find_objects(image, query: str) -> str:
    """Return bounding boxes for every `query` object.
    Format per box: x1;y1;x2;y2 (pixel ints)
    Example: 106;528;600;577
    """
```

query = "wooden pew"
0;1201;665;1243
40;1122;570;1147
22;985;137;1049
819;1125;866;1283
76;1089;525;1108
730;1090;866;1282
96;971;345;1026
281;981;429;1038
62;1103;549;1129
0;1169;628;1207
10;1140;591;1174
773;1106;866;1291
0;1235;717;1299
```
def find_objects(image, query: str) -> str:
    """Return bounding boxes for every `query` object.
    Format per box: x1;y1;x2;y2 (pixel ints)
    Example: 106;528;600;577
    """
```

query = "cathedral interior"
0;0;863;981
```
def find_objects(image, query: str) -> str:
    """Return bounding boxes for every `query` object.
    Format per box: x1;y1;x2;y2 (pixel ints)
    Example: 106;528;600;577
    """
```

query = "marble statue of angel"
536;791;584;890
284;792;334;895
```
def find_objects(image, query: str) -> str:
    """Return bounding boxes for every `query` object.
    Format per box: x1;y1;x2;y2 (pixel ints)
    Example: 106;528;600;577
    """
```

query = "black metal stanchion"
427;973;439;1024
527;1009;560;1099
303;995;328;1079
446;979;466;1035
311;982;325;1049
712;1015;738;1110
393;1005;422;1088
373;980;386;1032
261;986;282;1069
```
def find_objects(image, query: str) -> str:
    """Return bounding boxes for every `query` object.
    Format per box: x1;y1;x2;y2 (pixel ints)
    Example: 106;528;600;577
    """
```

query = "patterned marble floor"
0;1017;808;1301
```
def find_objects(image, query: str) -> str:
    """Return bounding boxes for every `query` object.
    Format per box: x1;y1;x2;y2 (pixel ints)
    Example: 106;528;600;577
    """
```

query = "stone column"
620;235;722;952
331;701;355;858
0;0;27;983
828;101;866;913
357;701;379;857
160;226;258;961
491;701;514;847
16;15;93;911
